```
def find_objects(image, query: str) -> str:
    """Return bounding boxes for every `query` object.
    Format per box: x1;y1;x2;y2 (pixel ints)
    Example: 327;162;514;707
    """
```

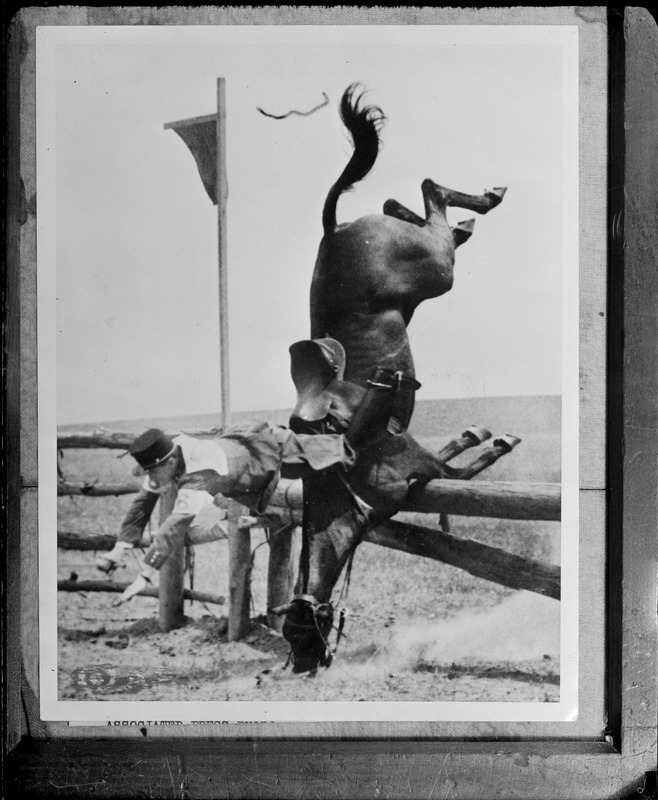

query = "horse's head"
281;595;335;674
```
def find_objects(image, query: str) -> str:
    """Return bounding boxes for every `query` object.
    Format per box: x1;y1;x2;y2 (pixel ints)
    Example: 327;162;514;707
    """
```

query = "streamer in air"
257;92;329;120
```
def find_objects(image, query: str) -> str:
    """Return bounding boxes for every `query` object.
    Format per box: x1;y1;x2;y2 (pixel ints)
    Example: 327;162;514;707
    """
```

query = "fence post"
267;525;300;632
158;485;186;632
227;500;251;641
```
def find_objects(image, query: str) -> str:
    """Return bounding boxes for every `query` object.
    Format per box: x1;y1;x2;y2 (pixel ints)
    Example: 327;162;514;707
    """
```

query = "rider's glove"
113;563;157;606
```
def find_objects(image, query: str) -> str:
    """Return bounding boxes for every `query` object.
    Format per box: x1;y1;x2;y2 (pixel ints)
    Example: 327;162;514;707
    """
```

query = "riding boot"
345;369;404;449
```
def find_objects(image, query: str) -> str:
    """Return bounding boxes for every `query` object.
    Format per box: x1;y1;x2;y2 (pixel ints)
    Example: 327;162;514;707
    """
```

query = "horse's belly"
313;312;414;377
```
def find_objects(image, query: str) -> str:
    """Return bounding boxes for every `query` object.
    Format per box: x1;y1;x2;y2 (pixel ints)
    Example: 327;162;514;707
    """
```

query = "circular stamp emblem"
70;664;117;693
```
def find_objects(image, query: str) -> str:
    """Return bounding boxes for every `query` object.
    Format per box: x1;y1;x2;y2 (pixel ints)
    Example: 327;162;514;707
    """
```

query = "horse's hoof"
452;219;475;247
485;187;507;206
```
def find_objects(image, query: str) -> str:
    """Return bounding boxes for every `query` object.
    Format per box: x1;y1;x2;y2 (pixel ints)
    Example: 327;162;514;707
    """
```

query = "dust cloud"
389;590;560;667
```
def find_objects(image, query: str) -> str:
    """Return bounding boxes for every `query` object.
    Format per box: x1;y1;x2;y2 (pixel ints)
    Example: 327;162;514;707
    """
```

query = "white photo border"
38;23;579;724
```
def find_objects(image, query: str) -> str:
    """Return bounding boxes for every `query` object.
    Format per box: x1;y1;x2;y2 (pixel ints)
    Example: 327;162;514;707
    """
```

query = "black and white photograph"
38;23;579;723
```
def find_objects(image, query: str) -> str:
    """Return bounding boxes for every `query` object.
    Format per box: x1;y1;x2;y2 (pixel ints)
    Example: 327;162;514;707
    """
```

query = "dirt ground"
58;544;560;705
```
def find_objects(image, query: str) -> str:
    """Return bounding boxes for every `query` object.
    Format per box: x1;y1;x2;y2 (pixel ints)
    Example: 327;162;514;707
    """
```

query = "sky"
42;26;577;425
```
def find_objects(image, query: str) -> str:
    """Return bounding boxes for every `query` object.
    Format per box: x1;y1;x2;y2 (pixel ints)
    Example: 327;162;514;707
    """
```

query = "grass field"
57;396;562;704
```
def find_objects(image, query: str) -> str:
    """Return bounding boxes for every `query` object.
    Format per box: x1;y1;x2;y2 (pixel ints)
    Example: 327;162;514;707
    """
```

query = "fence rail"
57;427;223;450
57;579;225;606
57;429;562;637
267;478;561;522
58;476;560;521
58;482;140;497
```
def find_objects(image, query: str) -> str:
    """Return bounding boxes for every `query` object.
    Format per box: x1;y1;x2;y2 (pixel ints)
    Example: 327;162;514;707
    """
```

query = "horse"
279;84;507;673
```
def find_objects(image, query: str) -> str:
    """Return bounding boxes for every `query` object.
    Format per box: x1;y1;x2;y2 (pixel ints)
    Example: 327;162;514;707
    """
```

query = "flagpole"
216;77;231;429
159;80;231;630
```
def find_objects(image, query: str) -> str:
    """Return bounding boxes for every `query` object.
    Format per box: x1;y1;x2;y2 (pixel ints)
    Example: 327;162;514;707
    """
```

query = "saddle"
289;338;420;438
289;338;361;432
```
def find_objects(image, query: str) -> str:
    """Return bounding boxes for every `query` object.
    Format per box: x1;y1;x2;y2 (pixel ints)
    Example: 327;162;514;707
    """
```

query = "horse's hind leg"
422;179;507;215
384;198;475;248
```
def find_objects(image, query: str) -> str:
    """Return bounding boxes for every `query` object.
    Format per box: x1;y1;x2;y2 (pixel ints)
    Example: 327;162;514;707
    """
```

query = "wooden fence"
57;428;561;638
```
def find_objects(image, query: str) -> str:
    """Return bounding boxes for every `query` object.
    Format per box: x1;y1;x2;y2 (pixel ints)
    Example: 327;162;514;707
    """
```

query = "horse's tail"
322;83;386;234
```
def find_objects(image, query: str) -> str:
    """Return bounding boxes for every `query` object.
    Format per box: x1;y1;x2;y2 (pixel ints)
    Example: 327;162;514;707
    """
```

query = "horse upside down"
280;84;507;673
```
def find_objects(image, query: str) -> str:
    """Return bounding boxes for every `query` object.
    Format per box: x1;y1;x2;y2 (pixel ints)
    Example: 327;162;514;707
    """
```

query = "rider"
99;420;360;602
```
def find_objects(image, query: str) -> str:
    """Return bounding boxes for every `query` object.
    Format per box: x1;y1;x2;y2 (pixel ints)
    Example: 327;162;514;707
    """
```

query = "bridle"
282;594;339;669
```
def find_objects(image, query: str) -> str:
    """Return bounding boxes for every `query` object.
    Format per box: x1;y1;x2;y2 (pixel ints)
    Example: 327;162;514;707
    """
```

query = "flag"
164;115;218;205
